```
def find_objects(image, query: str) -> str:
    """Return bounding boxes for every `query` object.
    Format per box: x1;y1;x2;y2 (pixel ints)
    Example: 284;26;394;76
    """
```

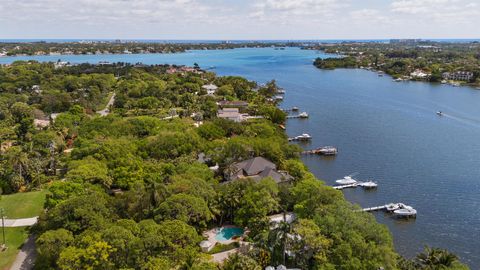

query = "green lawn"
0;190;47;219
0;227;29;270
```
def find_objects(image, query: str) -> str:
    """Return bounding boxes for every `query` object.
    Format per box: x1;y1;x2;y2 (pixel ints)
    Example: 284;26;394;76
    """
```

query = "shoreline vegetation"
310;40;480;88
0;41;302;57
0;60;469;269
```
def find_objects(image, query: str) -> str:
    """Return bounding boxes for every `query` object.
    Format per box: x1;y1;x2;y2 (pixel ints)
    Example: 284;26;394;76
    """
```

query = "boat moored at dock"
287;112;309;119
288;133;312;141
302;146;338;156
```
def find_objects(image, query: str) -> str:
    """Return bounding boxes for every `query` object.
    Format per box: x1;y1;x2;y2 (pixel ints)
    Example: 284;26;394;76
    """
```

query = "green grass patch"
0;227;29;270
208;242;240;254
0;190;47;219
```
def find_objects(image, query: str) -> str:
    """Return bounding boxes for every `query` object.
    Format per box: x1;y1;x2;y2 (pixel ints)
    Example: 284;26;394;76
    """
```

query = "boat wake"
438;112;480;127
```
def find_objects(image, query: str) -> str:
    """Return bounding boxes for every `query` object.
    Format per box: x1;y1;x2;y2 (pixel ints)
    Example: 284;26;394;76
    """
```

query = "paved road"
97;93;115;116
4;217;38;227
10;235;37;270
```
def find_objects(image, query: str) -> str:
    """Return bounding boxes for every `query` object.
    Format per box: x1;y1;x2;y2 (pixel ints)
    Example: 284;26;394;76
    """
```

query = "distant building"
217;108;247;122
442;71;474;81
225;157;293;184
410;69;430;79
202;84;218;95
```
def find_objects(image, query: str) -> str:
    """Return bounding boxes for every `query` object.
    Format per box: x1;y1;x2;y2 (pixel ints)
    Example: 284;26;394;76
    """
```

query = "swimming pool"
214;227;244;241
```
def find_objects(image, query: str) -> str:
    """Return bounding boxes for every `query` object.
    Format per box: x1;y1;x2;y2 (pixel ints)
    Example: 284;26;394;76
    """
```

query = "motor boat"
335;176;357;185
385;203;401;212
436;111;443;116
292;106;299;111
296;134;312;141
298;112;309;118
393;206;417;217
359;181;378;189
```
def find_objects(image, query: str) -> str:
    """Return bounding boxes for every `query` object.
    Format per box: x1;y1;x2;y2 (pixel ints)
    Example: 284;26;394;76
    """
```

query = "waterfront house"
410;69;430;79
202;84;218;95
225;157;293;184
217;108;248;122
442;71;474;81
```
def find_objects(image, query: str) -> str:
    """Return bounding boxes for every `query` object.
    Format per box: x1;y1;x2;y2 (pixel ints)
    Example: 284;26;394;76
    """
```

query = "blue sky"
0;0;478;39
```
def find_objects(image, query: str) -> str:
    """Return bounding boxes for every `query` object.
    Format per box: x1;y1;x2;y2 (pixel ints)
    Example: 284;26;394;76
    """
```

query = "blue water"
215;227;244;242
1;48;479;267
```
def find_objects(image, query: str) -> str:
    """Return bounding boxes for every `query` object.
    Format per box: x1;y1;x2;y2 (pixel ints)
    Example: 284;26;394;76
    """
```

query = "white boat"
292;106;299;111
394;78;403;82
296;133;312;140
335;176;357;185
385;203;401;212
436;111;443;116
359;181;377;189
298;112;309;118
393;207;417;217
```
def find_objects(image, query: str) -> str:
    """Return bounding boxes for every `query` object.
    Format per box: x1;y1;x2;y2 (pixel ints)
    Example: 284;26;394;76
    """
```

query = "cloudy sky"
0;0;479;39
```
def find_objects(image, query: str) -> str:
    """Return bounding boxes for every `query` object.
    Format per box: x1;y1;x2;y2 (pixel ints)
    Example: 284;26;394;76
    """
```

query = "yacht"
296;133;312;141
393;205;417;217
298;112;309;118
436;111;443;116
335;176;357;185
359;181;378;189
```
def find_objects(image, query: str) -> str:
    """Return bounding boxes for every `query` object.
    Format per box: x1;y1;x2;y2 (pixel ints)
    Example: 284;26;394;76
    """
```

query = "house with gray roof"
225;157;293;184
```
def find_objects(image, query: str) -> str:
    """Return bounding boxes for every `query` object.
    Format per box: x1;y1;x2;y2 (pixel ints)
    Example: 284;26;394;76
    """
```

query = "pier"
333;181;377;190
359;203;417;218
282;106;299;112
286;112;309;119
302;146;338;156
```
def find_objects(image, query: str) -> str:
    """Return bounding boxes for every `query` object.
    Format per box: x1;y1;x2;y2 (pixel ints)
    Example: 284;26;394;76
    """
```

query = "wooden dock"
333;183;358;190
361;205;388;212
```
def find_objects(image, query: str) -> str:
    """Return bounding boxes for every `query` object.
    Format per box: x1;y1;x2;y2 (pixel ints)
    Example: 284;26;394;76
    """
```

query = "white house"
202;84;218;95
410;69;429;79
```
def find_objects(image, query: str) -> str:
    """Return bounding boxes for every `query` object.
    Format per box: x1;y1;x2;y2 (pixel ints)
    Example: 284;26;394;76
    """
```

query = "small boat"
385;203;401;212
274;95;284;100
336;176;357;185
296;133;312;140
441;80;447;84
298;112;309;118
436;111;443;116
393;207;417;217
359;181;378;189
292;106;299;111
393;78;403;82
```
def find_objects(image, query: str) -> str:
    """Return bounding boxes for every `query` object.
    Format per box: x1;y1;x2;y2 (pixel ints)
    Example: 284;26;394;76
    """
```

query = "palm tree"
268;212;291;266
415;246;459;268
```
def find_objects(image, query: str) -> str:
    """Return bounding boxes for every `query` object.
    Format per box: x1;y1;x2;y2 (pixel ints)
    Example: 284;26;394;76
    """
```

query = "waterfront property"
202;83;218;95
224;157;293;184
217;108;248;122
442;71;474;81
